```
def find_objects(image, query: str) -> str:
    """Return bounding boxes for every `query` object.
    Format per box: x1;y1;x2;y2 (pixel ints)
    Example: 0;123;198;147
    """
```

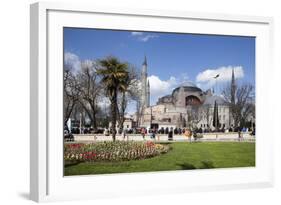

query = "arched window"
185;95;201;106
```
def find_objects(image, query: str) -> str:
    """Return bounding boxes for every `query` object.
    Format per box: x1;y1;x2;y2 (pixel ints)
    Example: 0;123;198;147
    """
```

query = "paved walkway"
72;132;255;142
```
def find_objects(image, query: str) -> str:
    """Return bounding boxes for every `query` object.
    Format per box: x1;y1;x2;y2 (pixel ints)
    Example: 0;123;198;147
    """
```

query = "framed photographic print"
30;2;274;202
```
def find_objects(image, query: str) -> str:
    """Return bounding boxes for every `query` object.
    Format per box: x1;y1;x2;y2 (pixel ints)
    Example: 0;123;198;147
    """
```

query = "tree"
212;100;220;131
222;83;255;127
63;69;80;126
133;94;142;127
117;65;140;131
187;105;202;129
201;104;211;128
97;56;129;141
77;60;101;131
95;97;110;128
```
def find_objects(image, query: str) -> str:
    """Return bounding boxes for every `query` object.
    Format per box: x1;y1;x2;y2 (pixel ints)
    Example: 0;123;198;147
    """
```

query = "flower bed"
64;141;170;163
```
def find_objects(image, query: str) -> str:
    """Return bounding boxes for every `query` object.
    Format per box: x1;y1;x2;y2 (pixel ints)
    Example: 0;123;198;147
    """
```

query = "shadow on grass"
200;160;215;169
64;161;81;168
177;160;215;170
158;142;172;145
177;162;196;170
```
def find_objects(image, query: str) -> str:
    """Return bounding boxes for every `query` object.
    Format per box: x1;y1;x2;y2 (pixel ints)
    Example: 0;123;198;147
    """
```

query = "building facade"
138;56;235;130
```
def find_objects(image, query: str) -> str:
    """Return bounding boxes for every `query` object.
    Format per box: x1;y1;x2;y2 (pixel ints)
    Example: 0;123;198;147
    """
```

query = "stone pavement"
72;132;255;142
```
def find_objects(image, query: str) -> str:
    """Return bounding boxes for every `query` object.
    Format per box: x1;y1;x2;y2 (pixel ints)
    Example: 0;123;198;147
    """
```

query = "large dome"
173;81;202;93
179;81;198;88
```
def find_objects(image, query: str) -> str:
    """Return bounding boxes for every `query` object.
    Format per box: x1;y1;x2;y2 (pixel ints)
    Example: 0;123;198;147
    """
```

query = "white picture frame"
30;2;274;202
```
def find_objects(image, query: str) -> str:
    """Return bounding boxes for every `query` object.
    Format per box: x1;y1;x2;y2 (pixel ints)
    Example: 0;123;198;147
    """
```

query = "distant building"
109;117;136;130
138;56;235;130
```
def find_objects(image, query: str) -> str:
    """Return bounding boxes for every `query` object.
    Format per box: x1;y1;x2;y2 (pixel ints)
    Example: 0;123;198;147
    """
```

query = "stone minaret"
147;80;150;107
141;56;148;109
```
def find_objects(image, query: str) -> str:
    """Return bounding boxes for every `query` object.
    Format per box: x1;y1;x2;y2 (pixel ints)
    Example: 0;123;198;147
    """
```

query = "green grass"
64;142;255;176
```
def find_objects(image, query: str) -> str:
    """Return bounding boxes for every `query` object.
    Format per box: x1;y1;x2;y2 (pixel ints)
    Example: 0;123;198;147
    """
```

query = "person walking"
123;128;127;140
141;128;146;140
238;126;243;142
184;128;192;143
168;127;174;141
152;128;156;140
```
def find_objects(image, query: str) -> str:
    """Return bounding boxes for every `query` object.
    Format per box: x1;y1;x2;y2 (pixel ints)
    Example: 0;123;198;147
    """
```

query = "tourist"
193;130;197;141
152;128;156;139
123;128;127;140
251;128;255;136
184;128;192;143
178;128;182;135
165;127;169;134
238;127;243;142
174;127;178;135
168;127;173;141
141;128;146;140
149;129;153;139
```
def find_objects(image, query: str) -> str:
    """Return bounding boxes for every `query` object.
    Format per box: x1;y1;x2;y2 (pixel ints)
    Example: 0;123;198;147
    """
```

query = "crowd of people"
64;124;255;142
116;126;255;136
66;125;255;136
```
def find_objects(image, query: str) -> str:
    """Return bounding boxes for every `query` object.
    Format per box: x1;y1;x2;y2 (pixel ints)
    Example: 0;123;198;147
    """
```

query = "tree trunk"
92;113;97;130
90;102;97;131
64;99;76;126
119;92;126;132
111;89;118;141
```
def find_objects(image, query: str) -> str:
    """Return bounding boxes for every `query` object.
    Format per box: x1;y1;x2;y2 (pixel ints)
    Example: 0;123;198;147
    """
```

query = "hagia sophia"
136;57;234;130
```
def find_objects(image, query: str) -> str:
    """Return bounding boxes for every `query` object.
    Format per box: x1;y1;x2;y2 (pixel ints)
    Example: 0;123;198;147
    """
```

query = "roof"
172;81;202;93
179;81;198;88
203;95;228;105
160;94;172;99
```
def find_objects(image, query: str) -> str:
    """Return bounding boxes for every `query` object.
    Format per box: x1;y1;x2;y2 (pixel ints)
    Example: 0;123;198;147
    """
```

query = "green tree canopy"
97;56;129;141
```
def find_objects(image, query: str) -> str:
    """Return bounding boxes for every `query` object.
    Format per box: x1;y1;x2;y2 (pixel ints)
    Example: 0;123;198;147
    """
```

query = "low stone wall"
73;132;254;142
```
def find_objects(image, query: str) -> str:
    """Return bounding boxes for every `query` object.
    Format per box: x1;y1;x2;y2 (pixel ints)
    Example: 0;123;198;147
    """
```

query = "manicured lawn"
64;141;255;176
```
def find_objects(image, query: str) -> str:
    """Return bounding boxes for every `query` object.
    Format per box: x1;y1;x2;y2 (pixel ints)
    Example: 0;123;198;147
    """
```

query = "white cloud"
130;32;158;42
145;73;198;105
97;96;110;108
196;65;244;89
131;32;143;36
138;34;158;42
64;52;81;74
148;75;177;103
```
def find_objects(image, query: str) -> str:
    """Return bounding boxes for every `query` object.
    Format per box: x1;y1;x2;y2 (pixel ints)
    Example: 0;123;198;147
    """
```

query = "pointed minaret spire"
231;68;235;85
143;55;147;66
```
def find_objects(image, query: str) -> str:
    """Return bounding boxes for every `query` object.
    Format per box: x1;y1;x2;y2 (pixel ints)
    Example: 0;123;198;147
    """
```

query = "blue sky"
64;27;255;108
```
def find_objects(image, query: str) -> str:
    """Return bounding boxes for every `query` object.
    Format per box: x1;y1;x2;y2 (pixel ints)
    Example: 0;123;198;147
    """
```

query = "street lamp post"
214;74;220;94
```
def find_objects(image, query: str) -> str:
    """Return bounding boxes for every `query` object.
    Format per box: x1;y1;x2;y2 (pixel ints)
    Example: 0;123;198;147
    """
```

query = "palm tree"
117;73;130;131
97;56;129;141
